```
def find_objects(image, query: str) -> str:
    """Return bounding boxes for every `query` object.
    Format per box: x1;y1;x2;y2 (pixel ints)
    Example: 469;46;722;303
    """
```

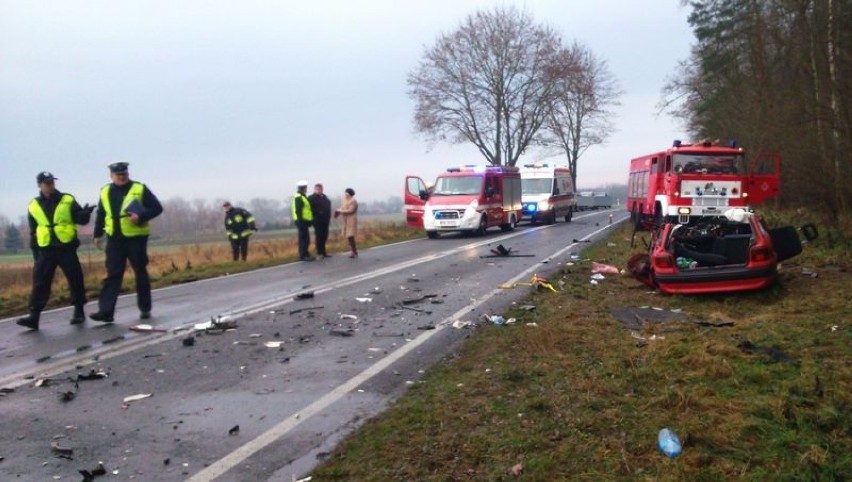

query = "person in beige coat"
335;188;359;258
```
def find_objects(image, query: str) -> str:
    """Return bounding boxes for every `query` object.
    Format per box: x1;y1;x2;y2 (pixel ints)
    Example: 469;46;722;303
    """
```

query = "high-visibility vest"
101;182;150;237
28;194;77;247
291;193;313;222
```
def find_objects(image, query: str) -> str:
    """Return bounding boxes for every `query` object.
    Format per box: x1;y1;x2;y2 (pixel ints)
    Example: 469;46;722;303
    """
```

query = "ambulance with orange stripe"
405;165;523;238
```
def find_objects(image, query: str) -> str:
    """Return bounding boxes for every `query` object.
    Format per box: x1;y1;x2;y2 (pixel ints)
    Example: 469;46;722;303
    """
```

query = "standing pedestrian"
16;171;95;331
307;183;332;258
292;180;314;261
335;187;359;258
90;162;163;323
223;201;257;261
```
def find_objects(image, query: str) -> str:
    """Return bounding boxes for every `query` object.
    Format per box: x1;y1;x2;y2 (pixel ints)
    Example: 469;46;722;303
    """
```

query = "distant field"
0;216;415;317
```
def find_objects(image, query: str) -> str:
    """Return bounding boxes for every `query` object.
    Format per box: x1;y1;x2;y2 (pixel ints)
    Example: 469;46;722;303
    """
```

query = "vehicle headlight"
469;199;479;210
538;201;550;211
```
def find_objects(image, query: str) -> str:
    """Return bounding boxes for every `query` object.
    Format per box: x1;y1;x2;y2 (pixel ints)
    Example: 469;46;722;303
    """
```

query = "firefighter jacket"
292;193;313;223
95;181;163;238
225;207;257;240
27;190;90;250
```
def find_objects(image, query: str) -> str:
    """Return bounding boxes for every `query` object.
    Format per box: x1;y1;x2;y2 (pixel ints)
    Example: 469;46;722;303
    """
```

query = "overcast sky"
0;0;693;221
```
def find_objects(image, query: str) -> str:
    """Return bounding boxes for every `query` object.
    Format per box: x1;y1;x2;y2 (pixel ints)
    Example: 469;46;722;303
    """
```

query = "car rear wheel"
426;231;439;239
565;207;573;223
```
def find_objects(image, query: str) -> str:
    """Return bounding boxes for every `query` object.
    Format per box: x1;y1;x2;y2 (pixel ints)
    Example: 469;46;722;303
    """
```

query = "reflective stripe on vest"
291;193;313;222
101;182;150;237
29;194;77;247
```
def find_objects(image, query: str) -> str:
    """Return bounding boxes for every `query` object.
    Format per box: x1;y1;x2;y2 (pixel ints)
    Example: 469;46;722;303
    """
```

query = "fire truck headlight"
677;207;691;215
538;201;550;211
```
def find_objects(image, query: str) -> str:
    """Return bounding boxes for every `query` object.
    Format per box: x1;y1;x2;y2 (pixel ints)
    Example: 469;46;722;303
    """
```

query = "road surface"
0;210;627;481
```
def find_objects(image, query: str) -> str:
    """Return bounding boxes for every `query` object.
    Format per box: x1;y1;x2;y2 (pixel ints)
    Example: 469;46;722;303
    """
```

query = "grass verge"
310;215;851;480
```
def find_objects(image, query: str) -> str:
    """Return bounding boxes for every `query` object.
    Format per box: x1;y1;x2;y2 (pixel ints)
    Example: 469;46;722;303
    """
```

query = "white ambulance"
519;163;576;224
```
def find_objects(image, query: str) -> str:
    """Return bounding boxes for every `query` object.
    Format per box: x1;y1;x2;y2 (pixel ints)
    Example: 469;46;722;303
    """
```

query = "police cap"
36;171;57;183
108;162;129;174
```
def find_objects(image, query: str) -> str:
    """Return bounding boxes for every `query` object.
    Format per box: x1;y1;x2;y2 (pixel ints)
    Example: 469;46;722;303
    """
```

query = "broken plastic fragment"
339;314;358;320
123;393;152;403
264;341;283;348
355;297;372;303
451;320;473;329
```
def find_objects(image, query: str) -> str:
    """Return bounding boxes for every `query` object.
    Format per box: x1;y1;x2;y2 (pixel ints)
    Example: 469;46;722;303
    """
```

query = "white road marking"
186;218;624;481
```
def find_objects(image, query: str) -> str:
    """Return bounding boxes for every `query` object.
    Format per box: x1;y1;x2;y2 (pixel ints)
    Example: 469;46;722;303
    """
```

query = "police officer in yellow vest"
16;172;95;330
90;162;163;323
292;180;314;261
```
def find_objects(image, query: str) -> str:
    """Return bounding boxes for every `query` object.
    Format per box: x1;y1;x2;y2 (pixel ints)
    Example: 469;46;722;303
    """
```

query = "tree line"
662;0;851;219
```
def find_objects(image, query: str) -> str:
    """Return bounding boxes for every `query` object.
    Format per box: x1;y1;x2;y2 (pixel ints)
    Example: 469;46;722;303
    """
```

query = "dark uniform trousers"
296;221;311;258
230;237;249;261
314;217;330;255
99;236;151;314
31;246;86;313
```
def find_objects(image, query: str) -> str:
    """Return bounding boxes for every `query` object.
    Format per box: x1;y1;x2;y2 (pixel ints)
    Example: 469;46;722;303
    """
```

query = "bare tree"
539;42;621;188
408;6;562;166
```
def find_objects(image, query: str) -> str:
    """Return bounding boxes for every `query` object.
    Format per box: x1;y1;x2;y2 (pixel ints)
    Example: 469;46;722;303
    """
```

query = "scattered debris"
590;273;606;280
50;442;74;459
591;261;620;274
355;297;372;303
34;378;51;388
737;341;798;365
228;425;240;436
182;336;196;347
123;393;153;404
610;307;690;331
264;341;283;348
77;369;109;381
58;386;77;403
499;274;557;292
518;305;536;311
373;331;404;337
451;320;474;329
289;306;324;315
339;314;358;320
509;463;523;476
401;294;438;305
295;292;315;300
0;387;15;396
481;244;536;258
330;329;355;337
482;314;506;325
129;324;167;333
397;304;432;314
417;324;436;330
572;238;592;243
79;461;107;481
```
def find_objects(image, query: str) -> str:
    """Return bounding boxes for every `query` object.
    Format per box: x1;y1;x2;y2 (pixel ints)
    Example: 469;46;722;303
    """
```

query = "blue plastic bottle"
658;428;682;457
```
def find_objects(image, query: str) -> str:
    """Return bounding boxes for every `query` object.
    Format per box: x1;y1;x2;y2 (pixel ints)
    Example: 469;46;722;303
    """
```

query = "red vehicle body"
627;140;780;228
405;165;523;238
633;211;812;295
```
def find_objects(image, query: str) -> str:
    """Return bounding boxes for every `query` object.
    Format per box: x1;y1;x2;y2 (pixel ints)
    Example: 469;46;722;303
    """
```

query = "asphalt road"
0;209;627;481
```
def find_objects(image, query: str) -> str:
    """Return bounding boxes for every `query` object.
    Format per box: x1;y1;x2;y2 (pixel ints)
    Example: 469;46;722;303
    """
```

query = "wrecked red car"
629;210;817;294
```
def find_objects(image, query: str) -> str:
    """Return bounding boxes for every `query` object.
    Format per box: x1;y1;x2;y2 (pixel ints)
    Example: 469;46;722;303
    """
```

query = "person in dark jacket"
223;201;257;261
90;162;163;323
292;180;314;261
16;171;95;331
307;183;332;258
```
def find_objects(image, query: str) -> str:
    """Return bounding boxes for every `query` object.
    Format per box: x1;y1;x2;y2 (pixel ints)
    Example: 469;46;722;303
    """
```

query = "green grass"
310;213;852;481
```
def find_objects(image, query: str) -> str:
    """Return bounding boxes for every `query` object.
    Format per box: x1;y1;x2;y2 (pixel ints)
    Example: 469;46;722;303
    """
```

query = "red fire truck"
405;165;523;238
627;140;780;228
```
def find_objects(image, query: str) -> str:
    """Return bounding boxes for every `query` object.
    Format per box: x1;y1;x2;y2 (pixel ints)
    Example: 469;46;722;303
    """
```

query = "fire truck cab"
519;163;576;224
627;140;780;228
405;165;523;238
